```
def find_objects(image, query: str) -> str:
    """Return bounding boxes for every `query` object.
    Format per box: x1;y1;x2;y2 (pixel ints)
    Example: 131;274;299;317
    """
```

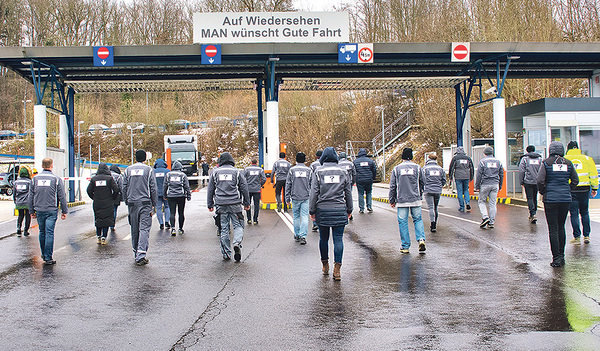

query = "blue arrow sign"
338;43;358;64
201;44;221;65
93;46;114;67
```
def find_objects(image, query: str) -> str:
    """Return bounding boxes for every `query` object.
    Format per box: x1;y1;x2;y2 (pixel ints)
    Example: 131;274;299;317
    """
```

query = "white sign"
193;12;349;44
358;43;373;63
451;42;470;62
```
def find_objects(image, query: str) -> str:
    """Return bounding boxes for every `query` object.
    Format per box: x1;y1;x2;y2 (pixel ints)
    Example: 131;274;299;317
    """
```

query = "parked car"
0;130;18;140
88;124;109;134
169;119;191;130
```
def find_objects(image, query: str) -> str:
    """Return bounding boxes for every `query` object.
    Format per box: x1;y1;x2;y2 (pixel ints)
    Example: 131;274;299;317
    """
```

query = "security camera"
485;86;497;95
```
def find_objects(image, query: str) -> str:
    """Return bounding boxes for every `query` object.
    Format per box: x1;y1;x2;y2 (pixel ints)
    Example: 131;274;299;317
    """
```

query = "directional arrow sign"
201;44;221;65
338;43;358;63
93;46;114;67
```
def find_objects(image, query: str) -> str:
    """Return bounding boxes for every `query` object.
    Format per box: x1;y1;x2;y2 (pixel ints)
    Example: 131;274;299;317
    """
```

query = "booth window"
580;127;600;164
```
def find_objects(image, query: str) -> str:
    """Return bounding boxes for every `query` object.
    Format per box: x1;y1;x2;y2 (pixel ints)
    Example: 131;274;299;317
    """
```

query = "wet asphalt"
0;186;600;350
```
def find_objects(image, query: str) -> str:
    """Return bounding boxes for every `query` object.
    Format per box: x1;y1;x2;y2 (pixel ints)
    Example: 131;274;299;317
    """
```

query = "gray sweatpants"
478;184;499;224
129;202;153;261
424;193;440;223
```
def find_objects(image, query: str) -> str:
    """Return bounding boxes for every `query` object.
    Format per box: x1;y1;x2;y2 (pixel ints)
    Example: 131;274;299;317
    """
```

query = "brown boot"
321;260;329;275
333;262;342;281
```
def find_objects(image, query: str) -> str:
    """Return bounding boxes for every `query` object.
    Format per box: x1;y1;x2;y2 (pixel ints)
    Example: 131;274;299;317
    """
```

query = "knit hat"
401;148;413;160
135;149;147;162
296;152;306;163
567;140;579;150
549;141;565;156
483;146;494;156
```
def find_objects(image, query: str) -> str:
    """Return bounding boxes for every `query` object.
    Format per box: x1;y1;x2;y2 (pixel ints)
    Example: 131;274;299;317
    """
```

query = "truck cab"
164;135;200;176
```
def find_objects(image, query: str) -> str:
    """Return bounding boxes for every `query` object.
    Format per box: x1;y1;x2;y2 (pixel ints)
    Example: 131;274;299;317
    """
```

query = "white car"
88;124;109;134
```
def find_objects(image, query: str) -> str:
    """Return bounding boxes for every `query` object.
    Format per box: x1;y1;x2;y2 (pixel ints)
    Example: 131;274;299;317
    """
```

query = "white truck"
164;135;200;176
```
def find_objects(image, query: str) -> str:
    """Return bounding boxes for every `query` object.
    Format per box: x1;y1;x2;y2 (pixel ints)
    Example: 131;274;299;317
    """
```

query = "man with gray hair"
475;146;504;229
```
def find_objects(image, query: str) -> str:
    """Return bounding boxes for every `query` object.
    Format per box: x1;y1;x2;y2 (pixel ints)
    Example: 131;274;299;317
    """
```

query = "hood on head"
357;148;367;157
525;152;541;158
549;141;565;156
172;160;183;170
19;167;30;178
455;146;466;155
110;164;121;174
339;152;347;159
218;152;235;167
319;147;338;165
97;163;111;175
154;158;167;169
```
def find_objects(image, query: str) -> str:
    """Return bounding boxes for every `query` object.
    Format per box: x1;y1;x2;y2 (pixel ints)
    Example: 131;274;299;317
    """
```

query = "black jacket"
352;148;377;185
87;163;119;227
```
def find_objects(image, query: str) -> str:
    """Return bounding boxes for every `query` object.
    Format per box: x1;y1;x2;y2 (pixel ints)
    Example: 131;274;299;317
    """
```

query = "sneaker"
23;231;30;237
367;207;373;213
16;230;22;237
430;222;436;233
400;248;410;254
480;218;490;228
277;204;281;212
487;223;494;229
458;208;465;212
253;221;259;225
530;215;537;224
97;236;102;244
178;229;184;235
44;259;56;265
171;228;177;236
466;204;471;211
312;225;318;232
160;224;164;230
294;235;300;242
550;259;564;267
165;223;171;229
135;258;149;266
233;245;241;262
247;220;252;225
584;236;590;244
418;239;426;253
359;210;364;214
300;237;307;245
101;237;107;245
570;237;581;245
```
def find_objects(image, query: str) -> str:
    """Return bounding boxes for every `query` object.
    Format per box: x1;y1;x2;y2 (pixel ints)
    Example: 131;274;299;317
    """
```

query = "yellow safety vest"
565;149;599;190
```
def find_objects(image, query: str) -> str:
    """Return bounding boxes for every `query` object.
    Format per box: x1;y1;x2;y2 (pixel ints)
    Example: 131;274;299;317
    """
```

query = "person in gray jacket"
243;159;266;224
309;150;323;231
123;149;158;266
13;167;32;237
518;145;542;223
422;153;446;232
28;158;68;265
310;147;352;281
271;152;291;212
338;152;356;185
153;159;171;230
285;152;311;245
448;146;474;212
109;164;124;231
164;160;191;236
389;148;426;254
207;152;250;262
475;146;504;229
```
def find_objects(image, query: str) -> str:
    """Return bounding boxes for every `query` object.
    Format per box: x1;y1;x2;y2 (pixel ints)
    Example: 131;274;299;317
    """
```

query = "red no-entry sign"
451;42;470;62
205;45;218;58
97;47;110;59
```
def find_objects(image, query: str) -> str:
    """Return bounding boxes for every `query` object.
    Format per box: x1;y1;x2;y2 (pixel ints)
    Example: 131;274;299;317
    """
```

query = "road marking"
276;211;295;234
122;234;131;241
590;209;600;223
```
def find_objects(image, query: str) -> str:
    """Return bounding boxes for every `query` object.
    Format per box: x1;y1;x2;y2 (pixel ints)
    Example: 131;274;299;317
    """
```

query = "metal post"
129;126;134;164
22;98;31;133
381;108;386;181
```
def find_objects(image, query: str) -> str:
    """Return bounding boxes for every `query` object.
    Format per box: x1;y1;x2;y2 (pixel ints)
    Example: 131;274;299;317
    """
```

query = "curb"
260;203;294;210
373;195;512;205
67;201;86;208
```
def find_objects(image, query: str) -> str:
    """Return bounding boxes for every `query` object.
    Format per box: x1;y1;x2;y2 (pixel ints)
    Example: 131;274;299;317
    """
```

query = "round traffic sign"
453;44;468;60
97;47;110;59
359;47;373;62
205;45;218;58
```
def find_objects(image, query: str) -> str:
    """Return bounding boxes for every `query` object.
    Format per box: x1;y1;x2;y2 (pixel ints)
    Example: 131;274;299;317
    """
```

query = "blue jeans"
455;179;470;210
37;211;58;261
292;199;309;238
397;206;425;249
570;191;591;238
356;183;372;211
319;225;345;263
156;197;170;226
220;212;244;258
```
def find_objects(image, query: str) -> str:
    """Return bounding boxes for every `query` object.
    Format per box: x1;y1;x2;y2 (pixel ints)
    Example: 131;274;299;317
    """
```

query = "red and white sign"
97;47;110;59
451;42;470;62
358;43;374;64
205;45;218;57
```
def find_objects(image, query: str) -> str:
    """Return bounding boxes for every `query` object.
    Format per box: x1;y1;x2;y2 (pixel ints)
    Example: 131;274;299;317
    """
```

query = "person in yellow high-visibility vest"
565;141;599;244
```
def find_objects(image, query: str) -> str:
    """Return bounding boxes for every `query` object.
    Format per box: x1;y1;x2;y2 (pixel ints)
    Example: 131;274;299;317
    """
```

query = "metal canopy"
1;42;599;93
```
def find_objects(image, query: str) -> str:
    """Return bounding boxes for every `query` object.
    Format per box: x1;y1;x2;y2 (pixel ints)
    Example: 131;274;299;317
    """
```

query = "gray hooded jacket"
309;148;353;215
270;158;291;183
13;176;32;208
338;156;356;185
164;161;191;200
389;160;423;205
207;152;250;211
123;162;158;207
449;147;474;181
422;159;446;194
153;158;169;197
475;156;504;190
243;164;266;193
28;169;68;214
285;163;311;202
518;152;542;186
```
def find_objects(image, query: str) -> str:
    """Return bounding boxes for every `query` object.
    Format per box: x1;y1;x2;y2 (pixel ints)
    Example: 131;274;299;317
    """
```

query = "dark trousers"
168;197;186;229
570;191;591;238
275;180;287;211
246;192;261;222
524;184;538;216
96;226;109;238
17;208;31;232
544;202;570;262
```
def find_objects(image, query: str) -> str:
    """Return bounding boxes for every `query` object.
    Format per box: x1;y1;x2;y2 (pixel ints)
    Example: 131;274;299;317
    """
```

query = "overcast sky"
293;0;349;11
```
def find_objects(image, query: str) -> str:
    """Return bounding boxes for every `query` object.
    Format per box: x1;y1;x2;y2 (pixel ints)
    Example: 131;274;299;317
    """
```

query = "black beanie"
279;152;286;159
135;149;147;162
401;148;413;160
567;140;579;150
296;152;306;163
